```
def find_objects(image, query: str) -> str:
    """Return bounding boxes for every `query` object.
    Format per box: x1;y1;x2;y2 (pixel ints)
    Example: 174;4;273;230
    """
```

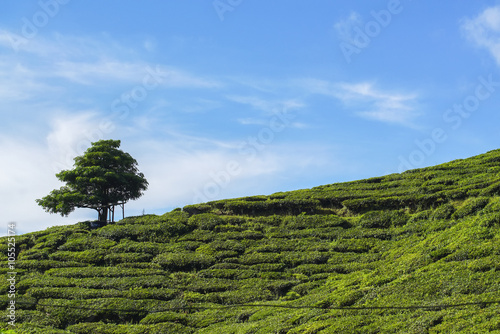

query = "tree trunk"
98;207;108;222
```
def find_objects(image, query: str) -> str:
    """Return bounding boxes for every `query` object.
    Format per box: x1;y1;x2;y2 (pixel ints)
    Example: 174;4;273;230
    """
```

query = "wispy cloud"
53;60;152;85
1;25;416;235
227;95;307;129
298;78;419;126
0;29;135;59
236;117;308;129
0;60;57;101
336;82;419;125
53;60;220;88
0;28;221;89
227;95;305;114
462;5;500;65
333;12;363;44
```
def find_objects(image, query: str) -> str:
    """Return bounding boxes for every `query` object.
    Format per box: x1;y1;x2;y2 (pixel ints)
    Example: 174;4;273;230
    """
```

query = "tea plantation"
2;149;500;333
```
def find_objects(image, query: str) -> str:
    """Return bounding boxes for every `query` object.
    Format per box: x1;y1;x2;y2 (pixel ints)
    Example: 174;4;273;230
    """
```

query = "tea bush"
359;210;409;228
4;148;500;332
49;249;107;264
45;266;167;278
152;252;215;271
452;197;490;219
431;203;456;220
104;252;153;264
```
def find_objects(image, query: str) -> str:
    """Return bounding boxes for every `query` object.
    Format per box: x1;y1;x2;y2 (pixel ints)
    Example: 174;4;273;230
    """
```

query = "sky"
2;0;500;235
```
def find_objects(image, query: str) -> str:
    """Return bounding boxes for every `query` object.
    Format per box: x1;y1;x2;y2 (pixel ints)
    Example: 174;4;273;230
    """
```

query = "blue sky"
2;0;500;235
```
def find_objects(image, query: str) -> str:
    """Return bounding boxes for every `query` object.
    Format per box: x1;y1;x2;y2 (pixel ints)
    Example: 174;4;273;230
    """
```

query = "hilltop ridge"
2;149;500;333
185;148;500;217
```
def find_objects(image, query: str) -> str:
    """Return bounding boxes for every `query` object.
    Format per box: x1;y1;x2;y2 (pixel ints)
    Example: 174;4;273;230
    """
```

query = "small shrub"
431;203;455;220
359;211;386;228
183;204;212;215
94;224;139;241
187;213;224;230
58;236;116;251
239;252;280;265
480;181;500;196
429;248;453;261
49;249;107;264
330;239;374;253
152;252;215;271
359;210;408;228
45;266;166;278
67;320;194;333
109;240;168;255
291;281;322;296
140;311;188;325
479;196;500;215
452;197;490;219
104;252;153;265
407;210;432;224
477;212;500;227
16;260;87;271
18;248;50;260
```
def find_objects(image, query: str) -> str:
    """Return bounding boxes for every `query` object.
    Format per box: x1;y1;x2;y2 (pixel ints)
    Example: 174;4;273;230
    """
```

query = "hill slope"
2;149;500;333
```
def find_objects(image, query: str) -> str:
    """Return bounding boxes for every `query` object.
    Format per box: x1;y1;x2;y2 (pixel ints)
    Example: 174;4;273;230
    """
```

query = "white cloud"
54;60;220;88
237;117;308;129
54;60;151;85
462;6;500;65
159;66;221;88
0;29;221;90
46;111;107;171
117;130;337;212
0;28;360;235
333;12;363;43
337;82;419;124
1;110;136;236
132;146;240;209
0;60;57;102
0;136;95;237
227;95;304;113
226;95;308;131
298;78;419;126
0;30;132;60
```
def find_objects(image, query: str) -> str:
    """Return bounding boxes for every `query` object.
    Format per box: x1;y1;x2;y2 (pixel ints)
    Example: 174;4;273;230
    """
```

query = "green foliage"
4;148;500;332
110;240;169;255
93;216;189;242
452;197;490;219
431;203;456;220
359;210;409;228
58;235;116;251
183;203;213;215
152;252;215;271
67;321;194;334
49;249;108;264
104;252;153;264
16;260;88;271
188;213;224;230
140;311;188;325
36;139;148;222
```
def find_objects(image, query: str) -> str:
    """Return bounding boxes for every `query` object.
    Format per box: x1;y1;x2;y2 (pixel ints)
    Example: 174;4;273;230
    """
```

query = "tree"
36;139;148;223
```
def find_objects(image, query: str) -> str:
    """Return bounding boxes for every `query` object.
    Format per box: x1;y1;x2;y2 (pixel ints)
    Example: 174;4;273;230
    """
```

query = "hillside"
2;149;500;333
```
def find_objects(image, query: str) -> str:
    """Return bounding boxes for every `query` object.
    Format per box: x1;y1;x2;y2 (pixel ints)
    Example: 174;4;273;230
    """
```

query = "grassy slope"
1;149;500;333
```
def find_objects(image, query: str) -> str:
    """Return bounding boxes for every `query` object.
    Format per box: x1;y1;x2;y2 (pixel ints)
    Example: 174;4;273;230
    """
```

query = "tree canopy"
36;139;148;222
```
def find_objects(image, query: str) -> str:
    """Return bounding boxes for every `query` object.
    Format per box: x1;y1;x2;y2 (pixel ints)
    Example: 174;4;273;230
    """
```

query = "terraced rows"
1;149;500;332
0;213;379;329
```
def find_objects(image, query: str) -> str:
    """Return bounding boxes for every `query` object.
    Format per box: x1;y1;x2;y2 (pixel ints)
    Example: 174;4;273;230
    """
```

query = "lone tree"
36;139;148;223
